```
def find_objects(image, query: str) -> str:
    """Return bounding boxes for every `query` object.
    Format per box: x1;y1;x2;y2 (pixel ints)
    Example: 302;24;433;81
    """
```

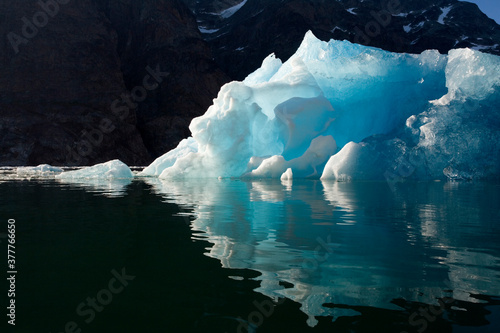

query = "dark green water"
1;173;500;332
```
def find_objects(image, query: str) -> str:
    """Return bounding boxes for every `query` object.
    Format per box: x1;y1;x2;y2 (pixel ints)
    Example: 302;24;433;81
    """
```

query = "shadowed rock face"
1;0;498;166
103;0;230;160
0;0;228;166
0;0;145;166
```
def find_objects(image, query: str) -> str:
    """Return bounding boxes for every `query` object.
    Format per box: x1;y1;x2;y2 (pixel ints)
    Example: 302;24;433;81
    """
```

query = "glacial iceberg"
144;31;499;180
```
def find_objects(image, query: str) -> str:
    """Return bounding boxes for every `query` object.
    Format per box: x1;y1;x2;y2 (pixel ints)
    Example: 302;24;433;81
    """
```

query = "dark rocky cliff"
0;0;146;165
0;0;228;166
102;0;229;159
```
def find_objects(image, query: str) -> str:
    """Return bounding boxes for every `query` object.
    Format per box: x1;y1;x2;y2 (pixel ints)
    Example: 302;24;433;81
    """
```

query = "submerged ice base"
144;31;498;180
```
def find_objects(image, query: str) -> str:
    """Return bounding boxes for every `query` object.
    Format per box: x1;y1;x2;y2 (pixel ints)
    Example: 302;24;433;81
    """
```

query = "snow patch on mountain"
438;5;453;24
220;0;247;18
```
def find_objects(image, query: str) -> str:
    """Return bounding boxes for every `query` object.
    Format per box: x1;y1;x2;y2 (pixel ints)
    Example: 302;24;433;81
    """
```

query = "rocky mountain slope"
0;0;499;165
194;0;500;79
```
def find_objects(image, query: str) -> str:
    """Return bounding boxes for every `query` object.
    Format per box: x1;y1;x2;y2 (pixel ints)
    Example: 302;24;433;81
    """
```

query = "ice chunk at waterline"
55;160;133;197
281;168;293;181
244;135;336;178
56;160;133;179
17;164;63;175
145;31;498;179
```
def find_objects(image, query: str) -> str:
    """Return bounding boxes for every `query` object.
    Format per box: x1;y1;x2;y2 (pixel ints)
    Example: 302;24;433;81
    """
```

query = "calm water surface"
1;170;499;332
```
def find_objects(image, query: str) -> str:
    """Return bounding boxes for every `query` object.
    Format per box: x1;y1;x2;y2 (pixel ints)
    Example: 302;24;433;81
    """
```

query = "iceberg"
144;31;499;180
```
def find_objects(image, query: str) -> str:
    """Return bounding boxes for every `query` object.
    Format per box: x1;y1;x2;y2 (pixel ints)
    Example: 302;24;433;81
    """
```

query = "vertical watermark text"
6;219;17;326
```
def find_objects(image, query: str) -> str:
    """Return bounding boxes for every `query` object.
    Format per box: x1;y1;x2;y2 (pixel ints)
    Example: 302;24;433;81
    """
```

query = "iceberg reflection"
144;178;500;325
56;178;133;198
